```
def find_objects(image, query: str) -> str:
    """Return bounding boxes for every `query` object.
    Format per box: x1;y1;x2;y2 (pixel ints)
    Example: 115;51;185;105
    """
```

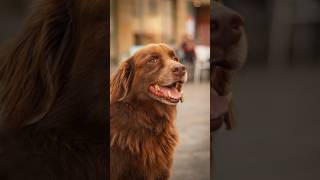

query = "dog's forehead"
133;44;175;61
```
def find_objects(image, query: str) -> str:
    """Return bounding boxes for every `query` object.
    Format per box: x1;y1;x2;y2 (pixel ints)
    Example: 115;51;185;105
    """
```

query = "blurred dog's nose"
212;3;244;48
172;64;186;77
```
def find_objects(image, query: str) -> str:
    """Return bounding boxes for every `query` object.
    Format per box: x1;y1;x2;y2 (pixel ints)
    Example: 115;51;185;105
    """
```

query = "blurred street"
214;66;320;180
172;82;210;180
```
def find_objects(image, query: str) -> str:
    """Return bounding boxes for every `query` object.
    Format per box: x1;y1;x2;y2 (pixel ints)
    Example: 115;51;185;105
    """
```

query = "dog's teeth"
176;83;182;91
168;91;171;97
155;85;160;91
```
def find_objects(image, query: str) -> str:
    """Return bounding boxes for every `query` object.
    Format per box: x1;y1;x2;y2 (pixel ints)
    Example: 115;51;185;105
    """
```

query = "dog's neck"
124;98;177;124
111;99;178;158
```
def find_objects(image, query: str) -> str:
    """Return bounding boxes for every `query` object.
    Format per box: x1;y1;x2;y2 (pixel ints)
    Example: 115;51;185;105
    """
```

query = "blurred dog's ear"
0;0;75;127
110;57;135;103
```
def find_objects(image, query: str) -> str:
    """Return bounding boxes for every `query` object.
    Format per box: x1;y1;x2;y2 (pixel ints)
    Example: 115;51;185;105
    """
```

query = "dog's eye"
147;56;159;63
173;57;180;62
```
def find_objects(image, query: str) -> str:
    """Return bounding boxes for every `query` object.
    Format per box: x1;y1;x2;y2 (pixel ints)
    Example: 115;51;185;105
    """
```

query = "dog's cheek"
212;47;224;58
148;65;165;83
237;30;248;66
133;70;153;95
226;29;248;70
182;72;188;83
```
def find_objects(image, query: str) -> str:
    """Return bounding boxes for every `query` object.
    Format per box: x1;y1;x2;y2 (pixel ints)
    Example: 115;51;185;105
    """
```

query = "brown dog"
110;43;187;180
211;1;248;131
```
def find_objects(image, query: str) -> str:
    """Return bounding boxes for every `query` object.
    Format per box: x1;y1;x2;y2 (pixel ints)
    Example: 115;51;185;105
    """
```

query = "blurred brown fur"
0;0;108;179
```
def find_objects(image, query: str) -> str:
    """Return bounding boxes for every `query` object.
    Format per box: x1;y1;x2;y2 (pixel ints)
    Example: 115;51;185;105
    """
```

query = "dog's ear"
0;0;75;128
110;57;135;103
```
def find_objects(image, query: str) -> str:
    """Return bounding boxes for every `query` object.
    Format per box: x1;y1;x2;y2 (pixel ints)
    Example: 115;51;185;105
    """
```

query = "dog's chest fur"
110;102;178;179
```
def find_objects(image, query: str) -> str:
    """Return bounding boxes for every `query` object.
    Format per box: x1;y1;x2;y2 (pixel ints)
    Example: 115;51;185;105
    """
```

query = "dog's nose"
172;64;186;77
212;3;244;48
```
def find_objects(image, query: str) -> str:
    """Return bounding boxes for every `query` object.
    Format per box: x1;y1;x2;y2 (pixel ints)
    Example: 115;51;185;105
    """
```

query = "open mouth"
148;81;184;105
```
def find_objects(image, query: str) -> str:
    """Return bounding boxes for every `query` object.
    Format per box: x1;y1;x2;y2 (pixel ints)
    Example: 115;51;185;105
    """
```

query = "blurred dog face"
111;43;187;105
211;1;247;70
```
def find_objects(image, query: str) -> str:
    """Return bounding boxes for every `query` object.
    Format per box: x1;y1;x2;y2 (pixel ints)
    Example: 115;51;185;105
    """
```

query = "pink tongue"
159;86;181;99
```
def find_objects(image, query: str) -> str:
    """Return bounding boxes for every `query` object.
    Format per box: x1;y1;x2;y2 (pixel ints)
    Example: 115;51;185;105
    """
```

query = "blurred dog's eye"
173;57;180;62
147;56;159;63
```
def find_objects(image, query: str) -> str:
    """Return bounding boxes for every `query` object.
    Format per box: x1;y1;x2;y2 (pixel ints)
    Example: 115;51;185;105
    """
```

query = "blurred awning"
191;0;210;7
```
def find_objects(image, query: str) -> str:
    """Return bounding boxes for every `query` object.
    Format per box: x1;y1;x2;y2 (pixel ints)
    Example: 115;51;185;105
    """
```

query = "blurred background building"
110;0;210;65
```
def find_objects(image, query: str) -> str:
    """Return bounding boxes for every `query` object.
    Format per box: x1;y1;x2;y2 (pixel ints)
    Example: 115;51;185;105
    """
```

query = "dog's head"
211;1;247;70
111;43;187;106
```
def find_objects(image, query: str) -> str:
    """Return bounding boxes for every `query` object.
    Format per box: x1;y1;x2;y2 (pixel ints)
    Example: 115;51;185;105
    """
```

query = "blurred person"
181;34;196;81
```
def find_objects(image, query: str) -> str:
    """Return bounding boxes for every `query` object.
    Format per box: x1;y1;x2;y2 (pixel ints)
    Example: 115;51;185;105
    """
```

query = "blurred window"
131;0;140;17
148;0;158;15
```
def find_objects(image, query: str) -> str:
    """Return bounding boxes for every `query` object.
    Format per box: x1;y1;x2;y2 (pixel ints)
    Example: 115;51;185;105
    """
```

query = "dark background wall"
214;0;320;179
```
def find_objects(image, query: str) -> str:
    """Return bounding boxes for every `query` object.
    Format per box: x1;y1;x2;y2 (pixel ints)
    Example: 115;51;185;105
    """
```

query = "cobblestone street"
172;82;210;180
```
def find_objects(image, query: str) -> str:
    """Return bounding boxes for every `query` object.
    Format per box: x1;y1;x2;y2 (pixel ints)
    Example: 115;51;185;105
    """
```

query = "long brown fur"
0;0;108;179
110;44;186;180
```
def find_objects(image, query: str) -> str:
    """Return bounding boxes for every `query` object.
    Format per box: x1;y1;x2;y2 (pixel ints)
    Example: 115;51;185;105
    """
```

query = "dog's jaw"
148;82;184;106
